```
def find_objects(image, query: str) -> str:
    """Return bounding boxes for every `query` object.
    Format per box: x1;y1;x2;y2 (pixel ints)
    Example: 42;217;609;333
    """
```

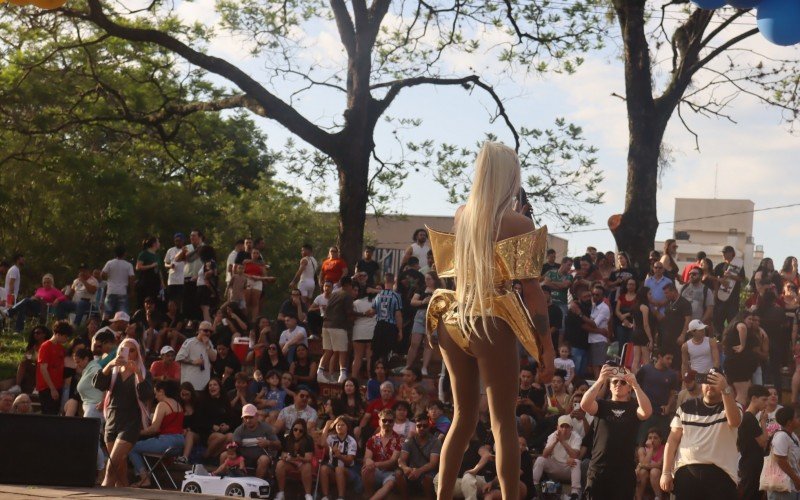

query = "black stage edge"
0;413;99;487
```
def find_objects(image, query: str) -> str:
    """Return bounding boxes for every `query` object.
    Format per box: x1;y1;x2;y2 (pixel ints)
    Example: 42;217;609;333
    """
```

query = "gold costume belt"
425;288;543;362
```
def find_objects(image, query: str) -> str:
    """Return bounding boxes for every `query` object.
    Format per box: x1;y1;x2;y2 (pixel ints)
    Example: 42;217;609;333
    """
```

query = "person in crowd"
277;289;308;331
134;236;163;311
12;393;33;414
243;248;270;322
543;289;564;357
759;288;789;392
319;415;358;500
130;296;164;353
255;335;289;376
0;391;13;413
228;372;256;427
760;385;784;431
196;245;218;323
607;252;634;302
309;280;334;334
396;413;441;500
352;281;377;379
212;442;246;477
635;349;679;442
635;427;665;500
274;418;315;500
224;239;244;289
543;257;574;319
660;369;741;500
212;304;248;348
363;381;398;435
554;343;576;388
548;369;571;414
566;382;592;438
657;283;692;369
101;245;135;319
289;243;318;304
679;251;706;284
722;311;765;405
366;359;390;401
182;229;206;321
541;248;559;274
680;320;719;378
713;245;745;335
587;285;610;378
9;274;69;333
286;342;315;389
659;239;681;283
406;271;441;376
632;286;656;373
532;414;582;499
371;273;403;368
334;377;367;440
676;370;702;406
408;384;431;423
199;377;234;460
176;320;217;391
129;379;185;488
615;277;637;349
782;256;800;287
230;403;281;479
401;229;430;270
680;267;714;325
319;246;348;288
571;256;601;298
60;264;99;326
766;405;800;500
93;337;153;487
427;400;451;438
14;325;49;394
279;312;307;364
318;276;361;384
212;342;242;392
580;364;653;499
78;336;111;473
150;345;180;382
392;401;415;439
226;263;247;310
516;364;547;447
275;386;318;435
4;253;23;308
176;382;199;464
254;369;287;418
363;408;402;500
645;261;672;317
36;320;72;414
565;290;592;378
356;245;381;286
164;233;189;310
397;367;421;403
738;384;770;500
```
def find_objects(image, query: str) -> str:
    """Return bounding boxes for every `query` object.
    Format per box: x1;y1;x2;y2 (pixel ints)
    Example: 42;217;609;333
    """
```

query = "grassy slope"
0;330;25;381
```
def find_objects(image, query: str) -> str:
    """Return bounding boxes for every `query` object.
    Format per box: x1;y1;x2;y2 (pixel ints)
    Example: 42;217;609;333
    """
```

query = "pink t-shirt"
34;287;67;304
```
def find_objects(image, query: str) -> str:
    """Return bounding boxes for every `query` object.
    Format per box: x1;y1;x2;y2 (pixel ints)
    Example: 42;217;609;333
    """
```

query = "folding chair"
141;446;182;490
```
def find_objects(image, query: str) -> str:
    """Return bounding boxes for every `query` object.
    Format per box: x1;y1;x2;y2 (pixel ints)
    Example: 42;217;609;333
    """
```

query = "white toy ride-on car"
181;464;271;498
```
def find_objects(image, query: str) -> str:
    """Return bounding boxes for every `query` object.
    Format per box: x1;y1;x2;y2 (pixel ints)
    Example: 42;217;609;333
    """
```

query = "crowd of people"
3;230;800;499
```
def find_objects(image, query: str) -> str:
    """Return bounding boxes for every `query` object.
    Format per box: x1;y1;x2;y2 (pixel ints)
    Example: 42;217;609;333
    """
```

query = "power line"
550;202;800;235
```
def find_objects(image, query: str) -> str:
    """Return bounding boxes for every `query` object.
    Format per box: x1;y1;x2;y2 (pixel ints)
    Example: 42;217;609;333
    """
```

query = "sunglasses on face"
610;379;628;386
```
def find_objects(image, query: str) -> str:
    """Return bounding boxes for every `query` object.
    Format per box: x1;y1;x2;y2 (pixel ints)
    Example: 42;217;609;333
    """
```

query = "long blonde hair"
454;141;521;339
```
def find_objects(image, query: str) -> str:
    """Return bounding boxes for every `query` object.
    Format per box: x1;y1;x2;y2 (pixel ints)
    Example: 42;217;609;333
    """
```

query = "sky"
170;1;800;261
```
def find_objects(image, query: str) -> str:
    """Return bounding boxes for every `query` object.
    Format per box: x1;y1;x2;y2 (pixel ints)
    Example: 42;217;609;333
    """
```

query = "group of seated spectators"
5;231;800;499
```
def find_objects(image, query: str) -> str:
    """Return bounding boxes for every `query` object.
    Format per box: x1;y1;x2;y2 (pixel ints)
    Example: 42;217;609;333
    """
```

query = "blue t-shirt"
373;290;403;324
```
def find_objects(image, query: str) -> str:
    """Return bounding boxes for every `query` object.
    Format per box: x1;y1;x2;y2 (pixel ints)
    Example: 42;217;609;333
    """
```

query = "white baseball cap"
111;311;130;323
687;319;707;332
160;346;175;355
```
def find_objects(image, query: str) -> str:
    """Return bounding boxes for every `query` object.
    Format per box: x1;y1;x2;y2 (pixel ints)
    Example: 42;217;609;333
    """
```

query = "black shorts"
673;464;737;500
197;286;216;307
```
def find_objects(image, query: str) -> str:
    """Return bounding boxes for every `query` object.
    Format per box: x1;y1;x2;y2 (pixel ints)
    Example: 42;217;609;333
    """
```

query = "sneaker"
305;495;315;500
421;367;429;376
316;371;329;383
7;385;21;395
274;492;284;500
337;371;348;383
391;366;406;375
319;496;328;500
174;456;188;465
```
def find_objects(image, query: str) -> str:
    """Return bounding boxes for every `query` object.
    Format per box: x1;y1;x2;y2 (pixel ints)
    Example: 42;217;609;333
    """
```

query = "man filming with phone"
660;368;741;500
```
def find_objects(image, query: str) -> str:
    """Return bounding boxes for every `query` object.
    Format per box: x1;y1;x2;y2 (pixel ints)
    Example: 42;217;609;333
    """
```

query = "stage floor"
0;484;220;499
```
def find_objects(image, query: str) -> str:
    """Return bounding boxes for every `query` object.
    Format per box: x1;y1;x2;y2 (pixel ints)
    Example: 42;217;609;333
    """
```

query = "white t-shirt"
72;277;99;302
102;259;134;295
554;357;576;375
164;246;186;286
183;244;202;279
4;265;20;297
589;301;611;344
279;326;308;348
353;297;377;341
225;250;238;284
544;431;582;464
772;430;800;491
313;293;330;317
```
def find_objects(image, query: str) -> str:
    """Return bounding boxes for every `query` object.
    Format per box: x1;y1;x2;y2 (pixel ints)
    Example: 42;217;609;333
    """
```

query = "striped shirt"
670;397;741;485
373;290;403;324
326;434;357;468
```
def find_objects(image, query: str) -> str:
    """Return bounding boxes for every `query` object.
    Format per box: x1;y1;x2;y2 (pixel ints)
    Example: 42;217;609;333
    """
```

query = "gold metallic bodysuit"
425;225;548;361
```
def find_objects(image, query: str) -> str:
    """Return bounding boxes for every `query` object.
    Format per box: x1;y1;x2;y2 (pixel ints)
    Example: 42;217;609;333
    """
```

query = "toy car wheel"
225;483;246;497
183;481;202;493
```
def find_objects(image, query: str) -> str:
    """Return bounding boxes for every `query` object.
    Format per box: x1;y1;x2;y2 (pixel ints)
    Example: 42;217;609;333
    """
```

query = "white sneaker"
274;492;284;500
421;367;429;376
316;371;328;383
318;496;328;500
305;495;315;500
337;371;348;383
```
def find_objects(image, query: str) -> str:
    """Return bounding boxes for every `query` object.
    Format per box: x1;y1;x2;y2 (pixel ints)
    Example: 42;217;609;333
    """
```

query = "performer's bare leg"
436;324;480;499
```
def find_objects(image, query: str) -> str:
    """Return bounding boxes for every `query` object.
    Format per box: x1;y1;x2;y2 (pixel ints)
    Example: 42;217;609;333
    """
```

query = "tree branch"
690;28;759;78
373;75;520;149
329;0;357;58
60;0;337;155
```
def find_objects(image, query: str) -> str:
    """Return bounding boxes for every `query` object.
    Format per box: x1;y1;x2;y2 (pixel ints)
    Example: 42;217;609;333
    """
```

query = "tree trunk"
611;0;665;277
336;150;370;267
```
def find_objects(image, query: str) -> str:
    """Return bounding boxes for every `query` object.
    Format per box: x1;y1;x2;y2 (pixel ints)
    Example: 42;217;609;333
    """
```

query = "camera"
695;368;717;384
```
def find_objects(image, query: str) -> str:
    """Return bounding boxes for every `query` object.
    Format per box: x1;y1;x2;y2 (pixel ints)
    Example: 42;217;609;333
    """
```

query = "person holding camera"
660;368;742;500
580;364;653;499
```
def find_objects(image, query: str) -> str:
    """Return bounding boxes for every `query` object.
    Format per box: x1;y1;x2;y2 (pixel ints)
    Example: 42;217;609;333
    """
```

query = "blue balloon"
692;0;727;8
758;0;800;46
727;0;761;8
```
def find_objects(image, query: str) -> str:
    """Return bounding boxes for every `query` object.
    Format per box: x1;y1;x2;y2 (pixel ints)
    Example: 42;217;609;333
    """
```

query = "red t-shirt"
321;258;348;284
36;339;65;391
366;398;397;429
150;360;181;381
366;431;403;462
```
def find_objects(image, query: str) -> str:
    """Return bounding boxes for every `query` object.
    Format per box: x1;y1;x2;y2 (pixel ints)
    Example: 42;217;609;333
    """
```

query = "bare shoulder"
497;211;535;241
